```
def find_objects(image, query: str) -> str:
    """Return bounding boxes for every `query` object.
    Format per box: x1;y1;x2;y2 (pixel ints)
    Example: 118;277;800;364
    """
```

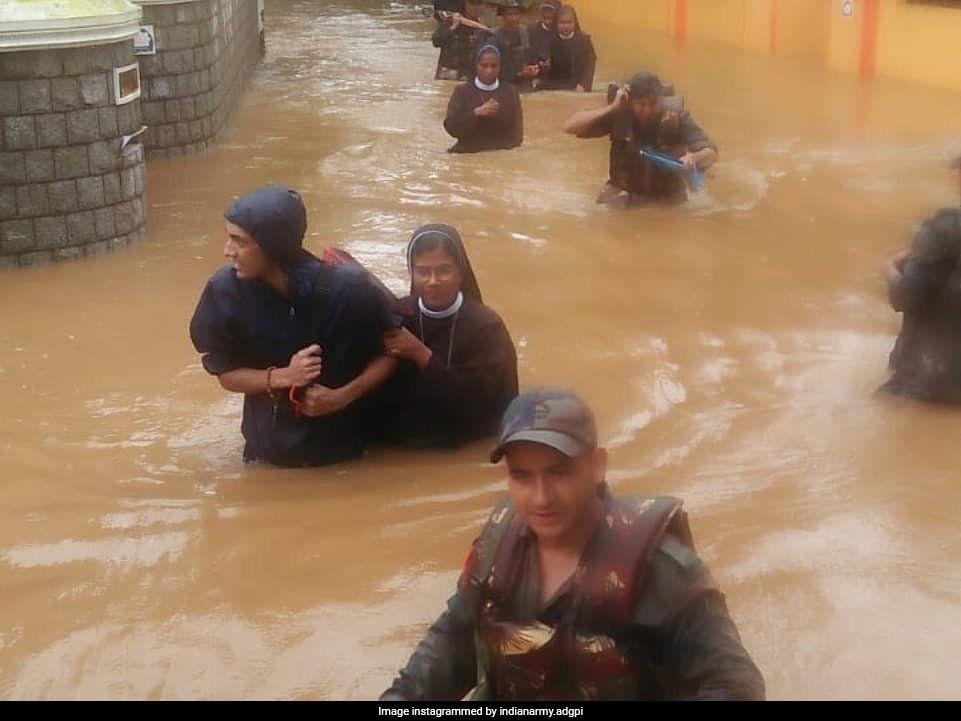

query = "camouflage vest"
608;98;688;202
461;494;692;701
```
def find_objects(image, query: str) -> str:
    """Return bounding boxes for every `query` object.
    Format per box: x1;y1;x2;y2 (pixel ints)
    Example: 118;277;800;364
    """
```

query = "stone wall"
138;0;261;159
0;42;147;268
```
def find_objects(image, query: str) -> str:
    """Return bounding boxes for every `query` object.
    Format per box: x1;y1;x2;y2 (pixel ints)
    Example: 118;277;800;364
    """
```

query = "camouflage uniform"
381;390;765;702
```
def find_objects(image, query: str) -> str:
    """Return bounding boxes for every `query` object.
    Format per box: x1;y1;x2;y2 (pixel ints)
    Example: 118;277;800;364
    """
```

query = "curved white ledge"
0;0;142;51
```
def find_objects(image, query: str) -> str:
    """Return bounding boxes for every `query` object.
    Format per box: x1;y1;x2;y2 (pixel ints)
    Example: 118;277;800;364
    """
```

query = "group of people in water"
435;1;718;209
438;0;597;154
188;183;767;699
190;188;518;467
185;0;961;702
434;0;595;92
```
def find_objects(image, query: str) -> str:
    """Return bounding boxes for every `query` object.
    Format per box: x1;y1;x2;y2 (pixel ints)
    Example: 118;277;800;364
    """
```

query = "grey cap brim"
490;430;590;464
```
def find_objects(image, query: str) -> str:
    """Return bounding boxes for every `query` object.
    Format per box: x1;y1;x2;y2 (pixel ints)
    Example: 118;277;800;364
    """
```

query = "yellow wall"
777;0;830;57
827;0;866;74
576;0;961;92
742;0;772;54
687;0;747;47
875;1;961;91
568;0;672;32
574;0;671;33
578;0;826;57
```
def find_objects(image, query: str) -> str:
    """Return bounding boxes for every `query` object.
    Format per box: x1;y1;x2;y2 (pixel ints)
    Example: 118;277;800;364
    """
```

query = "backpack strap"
309;262;343;348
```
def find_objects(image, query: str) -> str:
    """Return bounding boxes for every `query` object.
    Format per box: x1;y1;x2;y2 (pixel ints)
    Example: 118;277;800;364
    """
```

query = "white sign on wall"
134;25;156;55
841;0;854;17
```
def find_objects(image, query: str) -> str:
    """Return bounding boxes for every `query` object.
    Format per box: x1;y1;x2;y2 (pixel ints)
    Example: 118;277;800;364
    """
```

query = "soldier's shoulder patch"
656;535;700;571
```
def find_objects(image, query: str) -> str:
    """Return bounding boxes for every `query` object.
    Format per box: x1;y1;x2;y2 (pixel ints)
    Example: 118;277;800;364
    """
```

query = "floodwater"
1;0;960;701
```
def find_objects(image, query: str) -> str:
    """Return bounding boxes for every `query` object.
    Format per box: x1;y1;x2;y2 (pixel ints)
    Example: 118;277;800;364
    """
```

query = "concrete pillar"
131;0;261;159
0;0;147;267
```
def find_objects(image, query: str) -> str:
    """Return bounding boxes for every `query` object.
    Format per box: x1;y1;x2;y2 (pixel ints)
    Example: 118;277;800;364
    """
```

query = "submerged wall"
0;1;147;268
0;0;263;267
136;0;261;159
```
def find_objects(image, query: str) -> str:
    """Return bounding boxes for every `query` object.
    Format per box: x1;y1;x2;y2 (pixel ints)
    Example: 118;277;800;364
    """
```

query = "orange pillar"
859;0;880;78
674;0;688;45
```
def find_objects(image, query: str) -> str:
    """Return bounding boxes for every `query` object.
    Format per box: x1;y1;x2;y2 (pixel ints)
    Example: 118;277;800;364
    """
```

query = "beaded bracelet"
266;366;278;401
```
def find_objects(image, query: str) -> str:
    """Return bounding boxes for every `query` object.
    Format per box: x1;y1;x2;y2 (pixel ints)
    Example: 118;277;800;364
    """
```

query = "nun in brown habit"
443;44;524;153
376;225;519;449
538;4;596;92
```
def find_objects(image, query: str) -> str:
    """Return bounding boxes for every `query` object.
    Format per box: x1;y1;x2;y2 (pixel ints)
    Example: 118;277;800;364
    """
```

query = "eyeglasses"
412;264;458;282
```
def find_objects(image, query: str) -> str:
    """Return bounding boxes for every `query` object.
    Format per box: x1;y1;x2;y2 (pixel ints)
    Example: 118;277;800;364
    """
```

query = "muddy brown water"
1;0;960;700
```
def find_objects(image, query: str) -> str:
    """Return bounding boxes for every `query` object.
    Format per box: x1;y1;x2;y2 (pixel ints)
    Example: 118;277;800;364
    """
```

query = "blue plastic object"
639;149;706;192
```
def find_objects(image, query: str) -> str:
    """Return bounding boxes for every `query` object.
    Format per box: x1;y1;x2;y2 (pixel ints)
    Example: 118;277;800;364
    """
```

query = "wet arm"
218;367;296;394
189;279;304;395
681;114;718;170
563;99;616;138
686;146;718;171
332;278;400;402
460;17;491;33
337;355;397;405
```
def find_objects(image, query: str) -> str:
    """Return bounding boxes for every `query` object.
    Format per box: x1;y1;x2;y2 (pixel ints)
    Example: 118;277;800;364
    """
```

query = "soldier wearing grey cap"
563;70;718;207
381;389;765;701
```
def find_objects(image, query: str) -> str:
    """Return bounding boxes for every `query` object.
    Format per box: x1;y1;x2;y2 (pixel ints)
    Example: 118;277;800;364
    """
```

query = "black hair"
914;208;961;268
410;233;457;261
628;71;663;100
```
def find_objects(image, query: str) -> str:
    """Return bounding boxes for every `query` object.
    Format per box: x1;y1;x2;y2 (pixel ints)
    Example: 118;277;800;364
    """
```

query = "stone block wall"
138;0;261;159
0;43;147;268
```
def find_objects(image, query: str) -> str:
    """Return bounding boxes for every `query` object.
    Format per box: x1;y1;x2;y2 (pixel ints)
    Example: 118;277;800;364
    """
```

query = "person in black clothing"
443;44;524;153
564;71;717;206
432;0;492;81
882;208;961;403
189;186;396;467
494;0;541;92
377;225;519;449
538;4;596;92
527;0;559;66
